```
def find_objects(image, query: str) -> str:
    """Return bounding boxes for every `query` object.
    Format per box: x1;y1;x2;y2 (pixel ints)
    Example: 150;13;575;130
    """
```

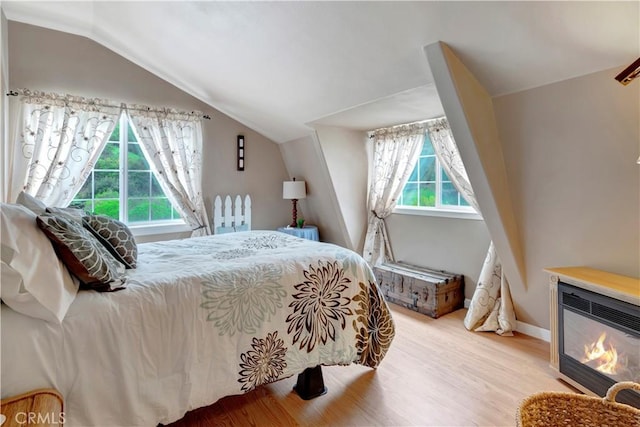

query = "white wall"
279;134;350;248
494;67;640;329
425;41;526;300
310;121;491;297
386;214;491;298
314;125;369;252
1;9;9;202
6;21;291;240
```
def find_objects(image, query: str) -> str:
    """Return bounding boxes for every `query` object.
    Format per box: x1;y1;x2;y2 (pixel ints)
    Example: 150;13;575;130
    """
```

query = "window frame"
73;113;188;235
394;134;483;221
394;205;483;220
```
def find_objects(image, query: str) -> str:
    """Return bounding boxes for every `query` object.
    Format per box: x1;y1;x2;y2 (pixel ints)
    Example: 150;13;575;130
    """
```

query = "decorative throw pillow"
36;214;127;292
0;203;79;323
83;215;138;269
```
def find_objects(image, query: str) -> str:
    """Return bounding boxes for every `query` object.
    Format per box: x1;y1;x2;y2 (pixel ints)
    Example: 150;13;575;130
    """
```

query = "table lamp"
283;178;306;228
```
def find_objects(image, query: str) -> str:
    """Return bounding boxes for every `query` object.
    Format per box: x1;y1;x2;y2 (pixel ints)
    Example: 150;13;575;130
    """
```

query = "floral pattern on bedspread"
0;230;395;427
210;248;257;260
353;280;396;367
144;230;395;374
286;260;353;353
238;331;288;392
195;231;394;382
200;265;287;335
241;233;295;250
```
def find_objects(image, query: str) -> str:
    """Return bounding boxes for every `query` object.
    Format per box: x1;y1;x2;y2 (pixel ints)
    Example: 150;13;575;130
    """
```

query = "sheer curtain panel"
8;90;120;205
427;118;515;336
363;122;425;266
126;107;210;237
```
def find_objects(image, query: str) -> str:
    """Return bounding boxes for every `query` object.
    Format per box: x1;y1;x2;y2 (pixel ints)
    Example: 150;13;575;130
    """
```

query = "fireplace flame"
582;332;621;375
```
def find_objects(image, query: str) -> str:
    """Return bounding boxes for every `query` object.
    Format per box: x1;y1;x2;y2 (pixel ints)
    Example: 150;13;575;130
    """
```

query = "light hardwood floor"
169;305;575;426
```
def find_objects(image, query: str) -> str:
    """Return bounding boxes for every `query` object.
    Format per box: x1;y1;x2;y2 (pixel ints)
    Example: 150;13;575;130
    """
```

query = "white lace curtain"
6;89;211;238
8;90;120;206
363;122;426;266
126;107;210;237
426;118;515;336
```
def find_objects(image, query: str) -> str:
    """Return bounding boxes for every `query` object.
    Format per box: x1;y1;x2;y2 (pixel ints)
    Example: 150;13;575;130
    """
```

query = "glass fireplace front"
558;282;640;407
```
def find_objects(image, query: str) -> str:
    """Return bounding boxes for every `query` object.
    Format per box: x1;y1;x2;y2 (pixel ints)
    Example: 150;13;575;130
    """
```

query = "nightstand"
277;225;319;241
0;389;64;427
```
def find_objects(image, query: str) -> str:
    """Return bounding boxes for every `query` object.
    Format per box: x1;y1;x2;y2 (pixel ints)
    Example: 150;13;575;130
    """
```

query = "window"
70;114;182;226
396;133;480;219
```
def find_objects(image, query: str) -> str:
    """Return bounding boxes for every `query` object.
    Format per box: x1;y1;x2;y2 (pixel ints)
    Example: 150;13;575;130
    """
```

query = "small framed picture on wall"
237;135;245;171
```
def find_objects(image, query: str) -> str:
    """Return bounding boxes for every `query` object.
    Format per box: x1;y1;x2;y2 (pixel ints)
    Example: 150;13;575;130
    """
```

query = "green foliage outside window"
398;134;469;209
70;119;180;223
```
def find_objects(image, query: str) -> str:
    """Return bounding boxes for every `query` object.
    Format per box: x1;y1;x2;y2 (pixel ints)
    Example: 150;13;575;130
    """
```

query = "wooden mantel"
545;266;639;306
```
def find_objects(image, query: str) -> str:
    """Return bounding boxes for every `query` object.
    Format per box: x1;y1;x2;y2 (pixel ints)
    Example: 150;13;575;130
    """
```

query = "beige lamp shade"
283;181;306;199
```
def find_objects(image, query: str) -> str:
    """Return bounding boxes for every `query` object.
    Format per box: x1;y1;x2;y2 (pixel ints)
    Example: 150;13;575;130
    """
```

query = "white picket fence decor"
213;195;252;234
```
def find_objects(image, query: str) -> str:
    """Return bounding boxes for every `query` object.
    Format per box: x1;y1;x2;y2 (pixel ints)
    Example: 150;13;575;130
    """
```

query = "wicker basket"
516;382;640;427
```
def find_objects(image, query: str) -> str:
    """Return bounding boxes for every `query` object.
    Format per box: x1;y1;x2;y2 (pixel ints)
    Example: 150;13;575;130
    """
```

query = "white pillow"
16;191;47;215
0;203;79;323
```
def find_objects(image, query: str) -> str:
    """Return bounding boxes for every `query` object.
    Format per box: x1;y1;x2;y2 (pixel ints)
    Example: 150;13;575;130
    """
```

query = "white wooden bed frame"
213;195;251;234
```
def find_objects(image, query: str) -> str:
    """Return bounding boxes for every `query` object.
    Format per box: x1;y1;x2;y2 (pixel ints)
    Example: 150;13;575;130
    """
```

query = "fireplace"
547;267;640;408
558;283;639;406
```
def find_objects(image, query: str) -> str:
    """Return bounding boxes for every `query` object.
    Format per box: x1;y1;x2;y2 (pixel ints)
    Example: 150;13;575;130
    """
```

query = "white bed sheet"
1;231;394;426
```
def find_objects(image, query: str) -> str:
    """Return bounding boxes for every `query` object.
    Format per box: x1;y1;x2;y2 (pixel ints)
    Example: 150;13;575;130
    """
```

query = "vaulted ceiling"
3;1;638;143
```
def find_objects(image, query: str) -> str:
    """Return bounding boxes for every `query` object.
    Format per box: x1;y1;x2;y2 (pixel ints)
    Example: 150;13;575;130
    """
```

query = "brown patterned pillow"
36;214;127;292
83;215;138;269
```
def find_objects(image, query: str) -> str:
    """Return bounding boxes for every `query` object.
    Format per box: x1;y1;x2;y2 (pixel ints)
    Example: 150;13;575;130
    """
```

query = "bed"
1;219;395;426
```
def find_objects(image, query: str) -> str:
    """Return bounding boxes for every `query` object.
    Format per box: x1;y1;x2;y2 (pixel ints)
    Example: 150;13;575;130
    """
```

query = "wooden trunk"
374;262;464;318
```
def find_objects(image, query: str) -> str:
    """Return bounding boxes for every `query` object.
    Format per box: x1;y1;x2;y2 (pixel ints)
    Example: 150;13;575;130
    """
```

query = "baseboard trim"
463;299;550;342
516;321;550;342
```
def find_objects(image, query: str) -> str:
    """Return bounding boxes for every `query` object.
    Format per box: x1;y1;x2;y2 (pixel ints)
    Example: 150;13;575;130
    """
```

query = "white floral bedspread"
1;231;394;426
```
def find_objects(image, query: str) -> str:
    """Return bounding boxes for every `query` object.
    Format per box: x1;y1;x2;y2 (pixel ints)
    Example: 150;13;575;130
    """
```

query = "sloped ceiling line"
2;1;638;144
424;41;526;292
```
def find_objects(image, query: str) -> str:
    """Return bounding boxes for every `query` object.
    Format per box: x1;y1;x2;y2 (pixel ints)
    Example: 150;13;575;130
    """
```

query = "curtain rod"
368;116;447;138
6;90;211;120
